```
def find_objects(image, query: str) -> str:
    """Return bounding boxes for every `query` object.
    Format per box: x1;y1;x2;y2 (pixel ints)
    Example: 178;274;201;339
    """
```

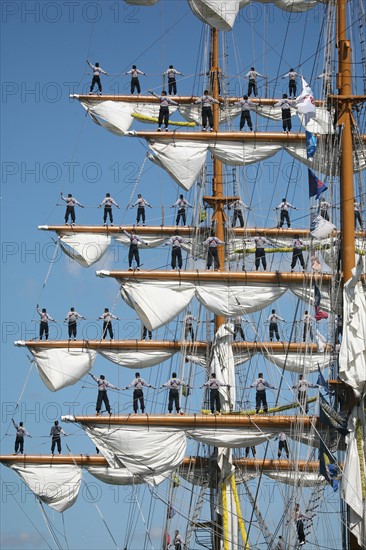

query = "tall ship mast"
1;1;365;549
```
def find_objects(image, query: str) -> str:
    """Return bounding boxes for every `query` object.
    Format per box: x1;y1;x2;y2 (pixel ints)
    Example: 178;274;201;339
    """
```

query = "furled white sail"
99;348;177;369
195;282;288;315
59;233;111;267
210;323;236;412
116;279;196;331
7;463;82;512
188;0;241;31
79;99;136;134
80;424;187;481
264;470;325;486
85;465;144;485
265;351;331;373
146;138;365;189
113;278;288;330
339;262;366;398
187;349;253;368
186;427;280;448
178;104;241;125
124;0;321;30
298;106;334;134
341;405;366;547
147;139;208;190
115;233;167;248
18;345;97;391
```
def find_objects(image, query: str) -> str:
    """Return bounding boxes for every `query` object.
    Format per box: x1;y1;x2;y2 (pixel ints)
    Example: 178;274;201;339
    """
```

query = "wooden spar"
124;130;366;143
96;269;333;284
0;454;322;472
37;225;339;236
71;93;366;106
68;414;318;429
17;340;330;353
38;224;365;239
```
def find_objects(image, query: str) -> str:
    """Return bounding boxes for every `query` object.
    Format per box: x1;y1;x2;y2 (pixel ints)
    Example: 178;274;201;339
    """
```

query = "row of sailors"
61;192;364;230
36;304;319;344
11;371;318;455
88;60;332;99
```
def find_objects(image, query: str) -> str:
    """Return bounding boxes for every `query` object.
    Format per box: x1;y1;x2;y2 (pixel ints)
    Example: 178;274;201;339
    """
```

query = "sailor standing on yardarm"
36;304;55;340
12;419;31;455
165;234;190;270
50;420;67;455
293;374;318;414
194;90;220;131
244;67;265;97
125;65;146;94
281;68;299;97
203;233;225;270
60;192;84;225
99;308;119;339
89;373;119;415
124;372;155;414
98;193;120;226
274;94;296;133
253;234;270;271
162;373;187;414
172;195;193;226
64;307;85;340
87;60;110;95
149;90;178;131
276;198;298;228
122;228;149;270
164;65;183;95
131;194;152;226
267;309;285;341
234;95;254;131
250;373;275;413
201;372;229;415
290;234;306;272
229;198;248;227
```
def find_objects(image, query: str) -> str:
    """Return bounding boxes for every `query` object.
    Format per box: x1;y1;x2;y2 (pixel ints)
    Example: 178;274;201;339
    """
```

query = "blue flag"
316;365;333;395
306;130;317;158
308;169;328;199
319;440;339;492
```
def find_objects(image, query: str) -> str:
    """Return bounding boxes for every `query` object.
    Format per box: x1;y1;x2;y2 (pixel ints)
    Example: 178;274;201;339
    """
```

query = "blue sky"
1;1;363;548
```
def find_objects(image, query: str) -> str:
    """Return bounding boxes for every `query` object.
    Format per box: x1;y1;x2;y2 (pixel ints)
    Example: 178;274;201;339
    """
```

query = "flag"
296;77;316;116
319;394;348;435
308;169;328;199
316;365;333;395
314;281;321;308
306;130;317;158
319;439;339;491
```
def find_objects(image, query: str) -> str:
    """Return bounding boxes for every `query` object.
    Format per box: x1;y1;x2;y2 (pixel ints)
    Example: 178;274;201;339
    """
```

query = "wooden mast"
336;0;365;548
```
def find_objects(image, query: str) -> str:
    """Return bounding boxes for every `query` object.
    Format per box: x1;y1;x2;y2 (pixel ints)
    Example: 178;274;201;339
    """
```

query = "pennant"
308;169;328;199
306;130;317;158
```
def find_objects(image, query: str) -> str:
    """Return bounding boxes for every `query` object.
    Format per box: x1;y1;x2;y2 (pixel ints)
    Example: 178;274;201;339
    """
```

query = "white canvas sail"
59;233;111;267
339;261;366;397
79;423;187;481
7;463;82;512
110;278;288;330
16;344;97;391
99;348;177;369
